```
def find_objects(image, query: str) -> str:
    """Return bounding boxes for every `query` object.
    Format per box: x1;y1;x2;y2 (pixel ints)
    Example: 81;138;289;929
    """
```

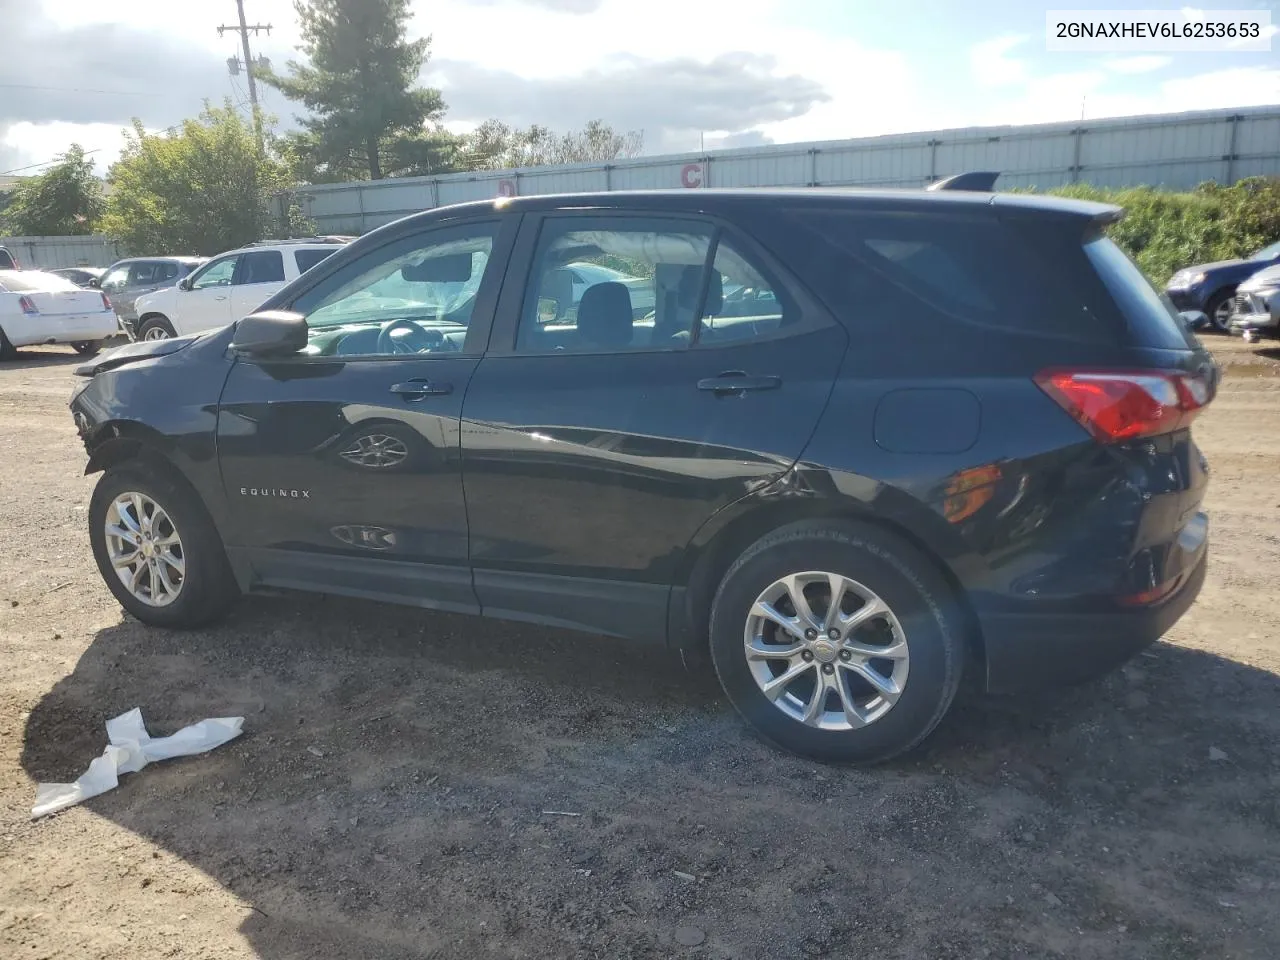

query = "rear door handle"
697;371;782;396
392;379;453;400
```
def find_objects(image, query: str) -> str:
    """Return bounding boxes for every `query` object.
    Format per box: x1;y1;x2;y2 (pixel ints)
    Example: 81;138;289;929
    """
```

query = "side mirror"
87;277;101;289
178;277;192;291
537;296;561;324
231;310;308;358
1179;310;1208;331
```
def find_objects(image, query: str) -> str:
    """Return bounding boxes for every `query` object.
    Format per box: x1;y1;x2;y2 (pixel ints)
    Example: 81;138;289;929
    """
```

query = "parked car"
0;246;18;270
131;238;350;341
99;257;206;338
69;188;1214;763
1227;263;1280;342
0;269;117;358
1165;239;1280;332
50;267;106;289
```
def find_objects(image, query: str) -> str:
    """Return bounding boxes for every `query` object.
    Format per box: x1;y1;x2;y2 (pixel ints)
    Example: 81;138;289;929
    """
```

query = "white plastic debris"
31;708;244;819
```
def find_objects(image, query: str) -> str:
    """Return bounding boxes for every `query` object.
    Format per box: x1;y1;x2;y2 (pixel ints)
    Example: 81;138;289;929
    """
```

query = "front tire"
0;327;15;360
138;316;176;341
709;521;965;764
1206;289;1236;334
71;341;102;355
89;463;239;628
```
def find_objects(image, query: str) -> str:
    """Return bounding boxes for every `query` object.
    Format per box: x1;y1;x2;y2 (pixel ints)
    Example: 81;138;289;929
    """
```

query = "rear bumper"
978;548;1207;694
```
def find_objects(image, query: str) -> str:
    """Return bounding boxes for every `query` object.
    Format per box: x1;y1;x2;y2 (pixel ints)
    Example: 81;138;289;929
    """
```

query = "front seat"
576;282;634;350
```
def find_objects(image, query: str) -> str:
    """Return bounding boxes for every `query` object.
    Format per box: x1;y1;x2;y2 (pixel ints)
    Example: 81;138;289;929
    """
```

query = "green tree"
1;145;104;236
458;119;643;171
100;103;292;255
261;0;446;181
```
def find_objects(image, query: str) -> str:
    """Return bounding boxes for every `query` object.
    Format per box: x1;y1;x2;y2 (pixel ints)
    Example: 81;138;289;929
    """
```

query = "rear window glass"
295;248;337;274
1085;237;1196;350
0;271;77;292
792;211;1117;343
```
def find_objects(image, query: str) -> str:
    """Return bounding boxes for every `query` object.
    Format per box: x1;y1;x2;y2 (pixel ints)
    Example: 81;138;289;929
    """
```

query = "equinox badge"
240;487;311;499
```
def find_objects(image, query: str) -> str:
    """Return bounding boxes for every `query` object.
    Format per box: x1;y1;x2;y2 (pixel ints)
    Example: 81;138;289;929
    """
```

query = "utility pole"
218;1;271;149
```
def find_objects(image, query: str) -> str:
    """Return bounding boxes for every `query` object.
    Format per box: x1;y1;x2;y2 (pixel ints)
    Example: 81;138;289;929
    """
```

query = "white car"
0;270;119;359
131;238;349;341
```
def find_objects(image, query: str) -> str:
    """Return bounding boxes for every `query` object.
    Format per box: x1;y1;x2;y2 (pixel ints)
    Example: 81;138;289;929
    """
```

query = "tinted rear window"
790;211;1119;344
1085;237;1196;350
295;248;337;274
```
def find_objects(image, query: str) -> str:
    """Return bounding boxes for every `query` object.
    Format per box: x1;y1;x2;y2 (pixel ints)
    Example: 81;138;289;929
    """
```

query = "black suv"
69;189;1215;763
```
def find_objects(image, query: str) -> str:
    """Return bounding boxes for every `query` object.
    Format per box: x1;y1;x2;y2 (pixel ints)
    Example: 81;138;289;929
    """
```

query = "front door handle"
697;371;782;396
214;295;228;301
392;379;453;400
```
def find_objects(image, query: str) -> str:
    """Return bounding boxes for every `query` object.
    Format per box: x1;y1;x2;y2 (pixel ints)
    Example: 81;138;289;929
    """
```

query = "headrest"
677;266;723;314
577;282;633;348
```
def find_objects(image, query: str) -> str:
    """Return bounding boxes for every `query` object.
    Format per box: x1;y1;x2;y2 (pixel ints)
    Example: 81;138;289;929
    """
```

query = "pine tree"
261;0;445;181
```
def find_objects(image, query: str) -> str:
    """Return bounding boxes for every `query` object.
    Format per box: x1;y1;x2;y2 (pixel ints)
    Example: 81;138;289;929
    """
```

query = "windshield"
1250;241;1280;261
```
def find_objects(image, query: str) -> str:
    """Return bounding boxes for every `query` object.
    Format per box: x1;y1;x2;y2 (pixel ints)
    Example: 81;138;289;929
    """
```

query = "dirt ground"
0;337;1277;960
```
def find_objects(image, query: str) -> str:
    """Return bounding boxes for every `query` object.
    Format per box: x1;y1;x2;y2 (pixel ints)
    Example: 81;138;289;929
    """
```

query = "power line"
1;149;102;177
218;0;271;150
0;83;164;97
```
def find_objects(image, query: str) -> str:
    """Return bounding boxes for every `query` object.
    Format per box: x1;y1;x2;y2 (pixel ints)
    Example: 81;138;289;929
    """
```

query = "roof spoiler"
928;171;1001;192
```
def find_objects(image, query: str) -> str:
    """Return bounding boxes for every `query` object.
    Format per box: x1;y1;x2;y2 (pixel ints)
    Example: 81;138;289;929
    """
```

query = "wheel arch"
670;488;987;676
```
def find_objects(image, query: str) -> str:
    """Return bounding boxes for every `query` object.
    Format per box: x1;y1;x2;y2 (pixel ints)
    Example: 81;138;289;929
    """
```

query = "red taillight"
1035;368;1211;443
100;291;112;310
18;295;38;316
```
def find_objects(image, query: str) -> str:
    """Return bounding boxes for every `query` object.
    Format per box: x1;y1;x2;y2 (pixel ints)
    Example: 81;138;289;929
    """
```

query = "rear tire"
138;316;176;341
89;463;239;628
71;341;102;355
0;328;15;360
709;521;965;764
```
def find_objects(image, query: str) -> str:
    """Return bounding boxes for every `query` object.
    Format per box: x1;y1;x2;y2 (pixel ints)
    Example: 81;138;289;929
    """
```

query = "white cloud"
970;35;1029;88
1106;56;1172;75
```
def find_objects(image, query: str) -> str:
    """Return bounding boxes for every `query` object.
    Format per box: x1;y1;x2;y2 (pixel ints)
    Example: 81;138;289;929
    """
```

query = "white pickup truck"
132;238;350;341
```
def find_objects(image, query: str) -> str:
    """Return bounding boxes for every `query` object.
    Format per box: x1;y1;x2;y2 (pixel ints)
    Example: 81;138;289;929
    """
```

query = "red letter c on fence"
681;163;702;188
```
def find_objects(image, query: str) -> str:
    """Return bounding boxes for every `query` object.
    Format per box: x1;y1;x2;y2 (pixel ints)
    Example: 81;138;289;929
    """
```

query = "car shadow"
18;595;1280;958
0;348;91;369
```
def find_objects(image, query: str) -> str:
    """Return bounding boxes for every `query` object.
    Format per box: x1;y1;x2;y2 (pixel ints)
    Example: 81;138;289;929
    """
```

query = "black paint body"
70;189;1215;692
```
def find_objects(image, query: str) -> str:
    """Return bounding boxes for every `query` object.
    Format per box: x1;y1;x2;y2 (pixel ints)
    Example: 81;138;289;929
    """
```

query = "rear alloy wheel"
709;521;964;763
139;318;175;341
89;464;239;628
1206;290;1236;334
71;341;102;355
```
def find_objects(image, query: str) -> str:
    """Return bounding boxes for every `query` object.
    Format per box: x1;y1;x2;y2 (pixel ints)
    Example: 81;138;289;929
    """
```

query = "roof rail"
927;171;1001;192
247;236;355;247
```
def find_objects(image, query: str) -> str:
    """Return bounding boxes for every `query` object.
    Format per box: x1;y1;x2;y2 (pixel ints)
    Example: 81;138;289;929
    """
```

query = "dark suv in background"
69;188;1215;763
99;257;206;337
1165;240;1280;331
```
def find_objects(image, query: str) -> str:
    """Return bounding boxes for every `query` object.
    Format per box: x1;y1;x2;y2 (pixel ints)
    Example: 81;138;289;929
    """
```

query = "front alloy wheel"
104;492;185;606
142;324;172;341
745;571;909;730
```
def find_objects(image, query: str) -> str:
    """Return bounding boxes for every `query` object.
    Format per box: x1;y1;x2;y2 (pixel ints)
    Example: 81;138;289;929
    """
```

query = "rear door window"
295;248;337;274
235;251;286;285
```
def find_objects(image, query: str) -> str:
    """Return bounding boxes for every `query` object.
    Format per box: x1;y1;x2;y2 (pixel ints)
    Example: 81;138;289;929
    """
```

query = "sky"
2;0;1279;177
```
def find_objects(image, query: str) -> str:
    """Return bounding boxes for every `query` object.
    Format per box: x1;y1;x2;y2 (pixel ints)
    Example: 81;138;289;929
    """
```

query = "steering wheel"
376;318;443;355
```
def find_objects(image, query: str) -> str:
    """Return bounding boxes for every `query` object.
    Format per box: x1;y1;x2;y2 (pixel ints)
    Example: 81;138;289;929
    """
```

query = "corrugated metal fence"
291;105;1280;236
0;235;128;269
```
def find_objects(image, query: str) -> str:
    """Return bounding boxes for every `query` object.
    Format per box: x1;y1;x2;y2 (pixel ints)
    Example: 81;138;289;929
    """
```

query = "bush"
1045;177;1280;285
